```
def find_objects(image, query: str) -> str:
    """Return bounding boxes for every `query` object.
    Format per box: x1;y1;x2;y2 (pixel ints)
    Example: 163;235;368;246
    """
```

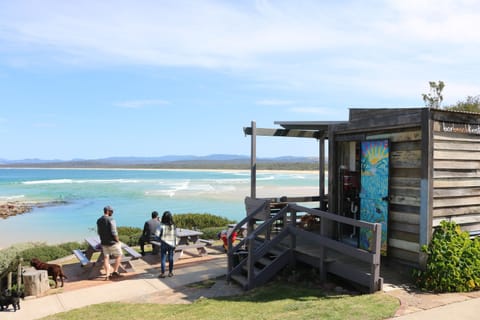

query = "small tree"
422;81;445;109
445;95;480;113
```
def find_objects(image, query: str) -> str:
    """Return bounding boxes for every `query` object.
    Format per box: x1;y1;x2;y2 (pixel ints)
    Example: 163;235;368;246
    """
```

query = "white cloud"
114;99;169;109
0;0;479;102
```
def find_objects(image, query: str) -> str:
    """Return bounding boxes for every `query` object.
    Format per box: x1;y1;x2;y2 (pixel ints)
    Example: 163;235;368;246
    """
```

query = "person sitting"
138;211;161;256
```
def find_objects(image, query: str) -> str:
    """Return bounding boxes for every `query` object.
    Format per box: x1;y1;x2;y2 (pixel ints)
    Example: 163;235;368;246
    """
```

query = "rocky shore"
0;200;67;219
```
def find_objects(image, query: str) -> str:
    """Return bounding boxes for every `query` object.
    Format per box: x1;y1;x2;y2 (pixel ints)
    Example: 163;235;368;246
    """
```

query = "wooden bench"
72;249;91;267
150;241;208;261
149;240;161;247
198;239;214;246
122;244;142;259
175;243;208;259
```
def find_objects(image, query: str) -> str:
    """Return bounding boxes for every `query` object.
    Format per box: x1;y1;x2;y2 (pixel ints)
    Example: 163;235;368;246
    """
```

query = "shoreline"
0;200;67;219
0;167;320;174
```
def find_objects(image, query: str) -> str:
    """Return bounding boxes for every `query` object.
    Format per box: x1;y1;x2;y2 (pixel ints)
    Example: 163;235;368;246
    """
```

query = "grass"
40;282;399;320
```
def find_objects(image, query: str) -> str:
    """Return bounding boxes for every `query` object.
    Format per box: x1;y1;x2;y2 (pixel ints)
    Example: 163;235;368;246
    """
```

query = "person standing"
158;210;176;278
96;205;123;280
139;211;161;255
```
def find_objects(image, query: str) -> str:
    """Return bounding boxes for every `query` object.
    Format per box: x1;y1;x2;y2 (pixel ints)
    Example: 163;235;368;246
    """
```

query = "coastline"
0;201;33;218
0;200;67;219
0;167;319;175
0;168;322;247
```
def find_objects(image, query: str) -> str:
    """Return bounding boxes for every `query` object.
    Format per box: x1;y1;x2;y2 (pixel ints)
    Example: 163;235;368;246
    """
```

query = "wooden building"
227;107;480;292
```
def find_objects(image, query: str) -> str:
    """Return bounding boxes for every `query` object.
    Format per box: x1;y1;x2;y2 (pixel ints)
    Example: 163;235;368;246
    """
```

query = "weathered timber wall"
432;122;480;232
368;129;422;264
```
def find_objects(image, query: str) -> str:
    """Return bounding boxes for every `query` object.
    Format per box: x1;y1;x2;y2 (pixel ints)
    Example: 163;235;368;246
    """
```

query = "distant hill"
0;155;321;170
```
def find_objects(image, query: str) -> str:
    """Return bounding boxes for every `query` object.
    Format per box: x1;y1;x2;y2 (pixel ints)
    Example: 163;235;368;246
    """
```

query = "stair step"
268;247;285;256
230;273;248;288
242;264;262;275
256;256;274;267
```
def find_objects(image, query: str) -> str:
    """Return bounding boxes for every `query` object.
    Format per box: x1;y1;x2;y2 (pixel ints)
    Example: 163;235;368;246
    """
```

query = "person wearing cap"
138;211;161;256
96;205;123;280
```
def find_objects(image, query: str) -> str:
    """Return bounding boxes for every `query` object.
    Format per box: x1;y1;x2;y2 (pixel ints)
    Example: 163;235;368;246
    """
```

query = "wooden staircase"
227;198;383;293
230;241;292;290
227;201;295;290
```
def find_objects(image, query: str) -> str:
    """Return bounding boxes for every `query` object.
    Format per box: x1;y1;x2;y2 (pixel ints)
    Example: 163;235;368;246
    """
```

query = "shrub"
174;213;236;230
201;227;225;240
117;226;142;247
117;213;235;243
58;241;88;252
0;242;40;276
20;245;71;264
413;220;480;292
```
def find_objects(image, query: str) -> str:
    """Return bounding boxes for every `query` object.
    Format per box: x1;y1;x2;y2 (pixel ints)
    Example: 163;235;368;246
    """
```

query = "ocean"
0;168;319;248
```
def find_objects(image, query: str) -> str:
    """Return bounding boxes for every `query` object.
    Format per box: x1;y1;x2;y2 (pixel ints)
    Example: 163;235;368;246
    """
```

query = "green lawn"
41;282;399;320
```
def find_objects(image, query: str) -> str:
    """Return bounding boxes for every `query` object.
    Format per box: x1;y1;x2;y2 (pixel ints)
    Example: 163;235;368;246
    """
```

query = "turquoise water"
0;168;319;247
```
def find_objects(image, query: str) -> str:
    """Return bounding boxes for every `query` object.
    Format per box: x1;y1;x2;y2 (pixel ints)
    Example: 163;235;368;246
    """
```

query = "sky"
1;0;479;160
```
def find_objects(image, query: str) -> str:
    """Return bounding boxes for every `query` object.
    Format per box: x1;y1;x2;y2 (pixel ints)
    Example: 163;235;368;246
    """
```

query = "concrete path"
1;254;233;320
391;297;480;319
3;250;480;320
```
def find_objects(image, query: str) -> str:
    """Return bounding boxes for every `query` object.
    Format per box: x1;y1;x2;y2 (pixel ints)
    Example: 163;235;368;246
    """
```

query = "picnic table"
150;228;209;261
72;236;142;279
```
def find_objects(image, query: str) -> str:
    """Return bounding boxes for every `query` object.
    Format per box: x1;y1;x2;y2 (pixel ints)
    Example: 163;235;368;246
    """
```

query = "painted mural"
359;140;389;255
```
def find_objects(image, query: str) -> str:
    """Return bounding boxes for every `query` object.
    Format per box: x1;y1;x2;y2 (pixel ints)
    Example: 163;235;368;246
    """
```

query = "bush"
0;243;40;276
118;213;235;243
174;213;236;230
117;226;142;247
413;220;480;292
201;227;225;240
20;245;72;264
58;241;88;252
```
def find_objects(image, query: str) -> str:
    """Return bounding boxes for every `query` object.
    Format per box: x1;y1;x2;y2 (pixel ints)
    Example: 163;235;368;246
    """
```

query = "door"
359;140;389;255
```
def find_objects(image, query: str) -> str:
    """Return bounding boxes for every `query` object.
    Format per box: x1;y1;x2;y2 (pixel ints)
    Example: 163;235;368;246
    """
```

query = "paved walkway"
1;251;240;320
2;247;480;319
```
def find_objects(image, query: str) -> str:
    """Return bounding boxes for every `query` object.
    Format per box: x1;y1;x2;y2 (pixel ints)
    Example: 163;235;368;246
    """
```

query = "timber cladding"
368;129;422;263
432;121;480;233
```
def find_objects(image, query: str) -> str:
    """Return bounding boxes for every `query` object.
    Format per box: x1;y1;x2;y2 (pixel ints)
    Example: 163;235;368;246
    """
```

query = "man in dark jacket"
138;211;161;255
97;205;123;280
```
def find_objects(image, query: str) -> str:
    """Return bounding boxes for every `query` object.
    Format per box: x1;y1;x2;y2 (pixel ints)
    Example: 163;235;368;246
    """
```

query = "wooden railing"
227;198;383;293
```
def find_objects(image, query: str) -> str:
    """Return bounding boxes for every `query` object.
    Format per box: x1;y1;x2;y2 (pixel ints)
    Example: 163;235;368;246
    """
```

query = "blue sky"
1;0;479;160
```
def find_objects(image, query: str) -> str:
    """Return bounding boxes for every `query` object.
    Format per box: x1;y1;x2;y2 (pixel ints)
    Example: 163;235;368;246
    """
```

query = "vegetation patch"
413;220;480;292
39;282;398;320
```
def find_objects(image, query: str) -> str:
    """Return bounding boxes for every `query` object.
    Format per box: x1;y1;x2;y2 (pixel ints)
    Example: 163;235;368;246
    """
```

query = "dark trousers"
139;236;160;254
161;243;174;274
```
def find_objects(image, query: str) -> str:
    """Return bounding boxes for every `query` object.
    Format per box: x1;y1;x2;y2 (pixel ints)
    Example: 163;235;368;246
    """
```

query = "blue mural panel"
359;140;389;255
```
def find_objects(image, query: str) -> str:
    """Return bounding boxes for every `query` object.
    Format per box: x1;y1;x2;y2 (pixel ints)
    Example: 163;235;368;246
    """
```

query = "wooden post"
17;262;22;290
319;136;325;210
7;271;12;291
251;120;257;199
370;223;382;292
